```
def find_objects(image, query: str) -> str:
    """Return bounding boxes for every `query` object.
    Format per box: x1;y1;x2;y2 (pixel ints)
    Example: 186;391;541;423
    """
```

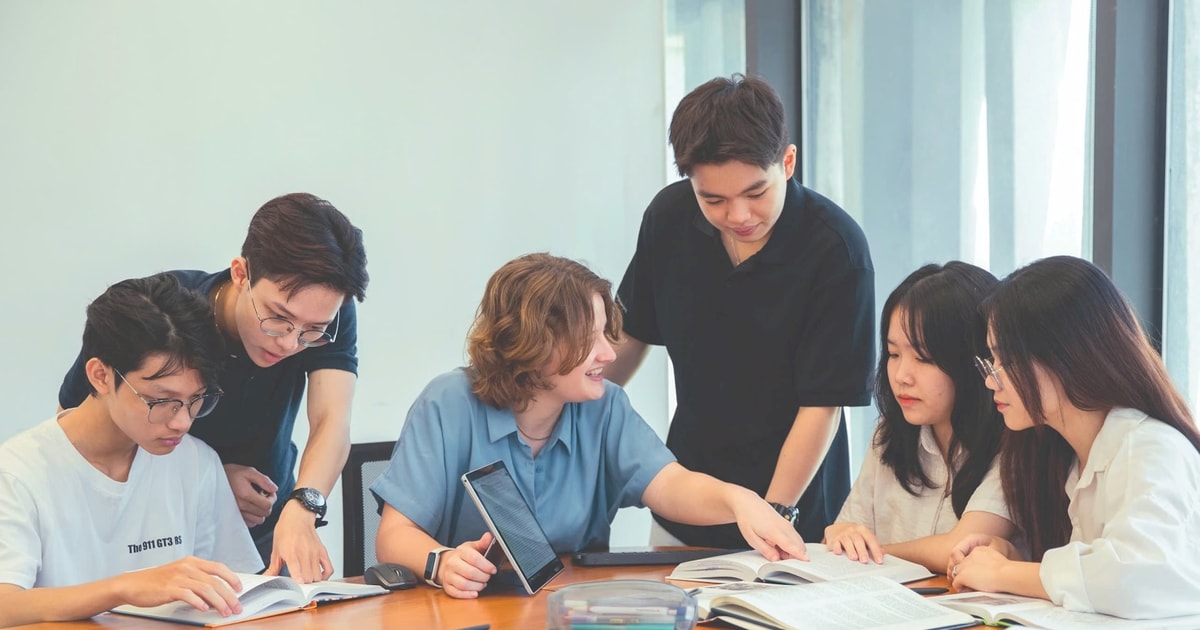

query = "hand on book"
733;493;808;562
824;522;886;564
115;556;244;618
948;533;1019;593
265;501;334;584
439;531;499;599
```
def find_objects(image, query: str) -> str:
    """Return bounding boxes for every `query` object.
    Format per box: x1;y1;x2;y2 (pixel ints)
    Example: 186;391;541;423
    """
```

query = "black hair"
668;73;789;177
241;193;369;302
874;262;1003;518
984;255;1200;559
81;273;223;395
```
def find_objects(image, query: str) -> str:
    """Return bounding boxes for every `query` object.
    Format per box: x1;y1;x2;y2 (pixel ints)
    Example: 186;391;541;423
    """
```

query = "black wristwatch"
288;487;328;527
768;502;799;524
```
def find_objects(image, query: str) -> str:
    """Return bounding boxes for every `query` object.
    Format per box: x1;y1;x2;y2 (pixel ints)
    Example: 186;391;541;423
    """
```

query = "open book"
689;576;974;630
110;573;387;627
667;544;933;585
932;592;1200;629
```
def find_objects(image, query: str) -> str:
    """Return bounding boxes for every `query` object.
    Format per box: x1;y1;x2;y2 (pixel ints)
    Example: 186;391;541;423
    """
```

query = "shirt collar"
1073;407;1146;488
690;177;805;268
484;403;576;454
918;424;964;474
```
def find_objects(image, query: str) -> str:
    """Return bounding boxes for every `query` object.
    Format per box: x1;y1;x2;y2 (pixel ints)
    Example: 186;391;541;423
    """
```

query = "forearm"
889;513;1017;573
376;507;442;576
293;420;350;495
0;580;123;626
764;407;840;505
295;369;355;495
644;463;748;526
884;534;959;573
994;561;1049;599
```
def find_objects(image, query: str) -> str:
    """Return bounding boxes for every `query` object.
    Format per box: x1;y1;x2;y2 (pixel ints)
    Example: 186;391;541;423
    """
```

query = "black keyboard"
570;548;738;566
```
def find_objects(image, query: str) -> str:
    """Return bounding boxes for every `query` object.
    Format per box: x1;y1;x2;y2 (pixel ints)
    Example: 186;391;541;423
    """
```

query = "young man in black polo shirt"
608;74;875;547
59;193;368;583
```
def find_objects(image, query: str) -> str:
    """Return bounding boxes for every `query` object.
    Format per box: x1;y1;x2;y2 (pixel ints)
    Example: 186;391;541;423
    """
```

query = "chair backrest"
340;440;396;577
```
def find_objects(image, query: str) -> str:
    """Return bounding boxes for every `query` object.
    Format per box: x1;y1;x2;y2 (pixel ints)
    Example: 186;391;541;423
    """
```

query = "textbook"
110;573;388;626
666;544;934;585
931;592;1200;629
688;576;975;630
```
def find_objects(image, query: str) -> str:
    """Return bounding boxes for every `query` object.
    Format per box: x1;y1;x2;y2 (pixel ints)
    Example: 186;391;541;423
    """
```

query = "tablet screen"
461;460;564;594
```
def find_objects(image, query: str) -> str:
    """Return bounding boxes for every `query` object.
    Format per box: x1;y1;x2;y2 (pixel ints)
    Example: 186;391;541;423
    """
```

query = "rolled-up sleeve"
370;394;454;538
601;386;675;511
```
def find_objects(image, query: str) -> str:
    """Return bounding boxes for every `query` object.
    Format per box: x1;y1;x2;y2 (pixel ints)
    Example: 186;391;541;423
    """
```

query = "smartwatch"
768;501;800;524
424;546;453;587
288;487;328;527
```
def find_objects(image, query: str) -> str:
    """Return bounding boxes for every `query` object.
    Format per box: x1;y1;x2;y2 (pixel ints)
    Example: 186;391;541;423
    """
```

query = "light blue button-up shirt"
371;368;675;552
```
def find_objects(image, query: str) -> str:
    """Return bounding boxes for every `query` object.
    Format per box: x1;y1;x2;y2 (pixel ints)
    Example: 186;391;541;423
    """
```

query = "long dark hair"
983;255;1200;559
874;262;1003;518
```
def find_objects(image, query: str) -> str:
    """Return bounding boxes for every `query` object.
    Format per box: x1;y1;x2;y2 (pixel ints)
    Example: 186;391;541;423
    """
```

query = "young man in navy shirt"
59;193;368;583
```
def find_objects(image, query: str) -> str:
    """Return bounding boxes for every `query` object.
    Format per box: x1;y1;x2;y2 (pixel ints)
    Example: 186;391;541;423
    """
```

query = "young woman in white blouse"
825;262;1016;572
950;255;1200;619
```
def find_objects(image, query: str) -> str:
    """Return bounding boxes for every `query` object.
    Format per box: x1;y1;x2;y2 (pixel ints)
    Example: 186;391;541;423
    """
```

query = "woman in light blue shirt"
372;253;806;599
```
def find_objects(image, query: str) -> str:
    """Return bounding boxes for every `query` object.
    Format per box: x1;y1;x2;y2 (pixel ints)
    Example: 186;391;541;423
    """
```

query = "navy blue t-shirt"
58;269;358;539
617;178;875;546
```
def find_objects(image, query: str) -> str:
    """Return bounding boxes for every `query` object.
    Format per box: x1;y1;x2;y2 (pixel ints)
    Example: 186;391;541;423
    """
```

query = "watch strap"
288;487;329;527
768;501;799;523
424;546;453;587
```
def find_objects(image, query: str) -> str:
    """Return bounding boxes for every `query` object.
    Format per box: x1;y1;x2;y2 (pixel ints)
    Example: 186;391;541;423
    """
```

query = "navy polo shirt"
617;177;875;546
58;269;359;540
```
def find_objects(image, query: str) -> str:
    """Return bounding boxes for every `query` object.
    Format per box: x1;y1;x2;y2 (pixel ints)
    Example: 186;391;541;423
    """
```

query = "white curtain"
1164;0;1200;409
802;0;1093;464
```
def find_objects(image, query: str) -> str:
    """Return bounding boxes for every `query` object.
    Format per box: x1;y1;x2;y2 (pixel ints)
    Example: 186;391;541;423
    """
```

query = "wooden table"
9;561;959;629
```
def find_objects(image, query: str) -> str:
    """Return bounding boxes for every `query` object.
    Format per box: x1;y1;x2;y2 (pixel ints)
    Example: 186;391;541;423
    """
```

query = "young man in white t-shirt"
0;274;262;627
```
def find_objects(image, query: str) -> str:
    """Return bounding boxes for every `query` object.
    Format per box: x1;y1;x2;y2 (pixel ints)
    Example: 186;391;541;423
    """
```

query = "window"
1164;0;1200;408
802;0;1094;464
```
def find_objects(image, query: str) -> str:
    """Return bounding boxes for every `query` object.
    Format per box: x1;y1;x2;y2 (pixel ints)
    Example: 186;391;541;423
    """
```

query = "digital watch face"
461;460;564;594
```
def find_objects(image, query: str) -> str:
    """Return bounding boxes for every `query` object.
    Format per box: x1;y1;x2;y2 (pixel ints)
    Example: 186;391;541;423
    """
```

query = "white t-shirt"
0;415;262;589
1040;407;1200;619
834;424;1009;545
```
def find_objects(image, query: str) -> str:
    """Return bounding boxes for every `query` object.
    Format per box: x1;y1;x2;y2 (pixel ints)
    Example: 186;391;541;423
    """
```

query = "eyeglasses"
115;370;223;424
973;356;1005;391
245;266;340;348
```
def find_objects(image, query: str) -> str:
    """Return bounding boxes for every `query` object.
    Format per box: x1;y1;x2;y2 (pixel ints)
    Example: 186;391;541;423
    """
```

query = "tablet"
461;460;564;594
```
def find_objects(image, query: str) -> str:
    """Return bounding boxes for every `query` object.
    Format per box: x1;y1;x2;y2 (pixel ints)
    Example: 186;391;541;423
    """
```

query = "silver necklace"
724;233;744;266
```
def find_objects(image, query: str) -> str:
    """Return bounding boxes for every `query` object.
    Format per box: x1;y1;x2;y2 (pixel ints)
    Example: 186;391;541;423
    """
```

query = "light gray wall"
0;1;671;575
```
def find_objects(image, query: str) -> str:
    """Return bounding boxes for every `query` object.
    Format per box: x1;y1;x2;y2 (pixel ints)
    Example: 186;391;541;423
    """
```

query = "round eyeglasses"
973;355;1005;391
116;369;223;424
245;266;340;348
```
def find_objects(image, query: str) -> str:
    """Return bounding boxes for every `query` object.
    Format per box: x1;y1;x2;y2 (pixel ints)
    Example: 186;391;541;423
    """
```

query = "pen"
909;586;949;595
453;625;490;630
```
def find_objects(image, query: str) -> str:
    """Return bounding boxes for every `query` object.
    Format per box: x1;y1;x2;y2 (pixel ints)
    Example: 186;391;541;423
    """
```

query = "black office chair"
340;440;396;577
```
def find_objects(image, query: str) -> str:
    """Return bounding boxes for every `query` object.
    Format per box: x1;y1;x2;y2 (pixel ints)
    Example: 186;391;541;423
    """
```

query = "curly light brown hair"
467;253;622;412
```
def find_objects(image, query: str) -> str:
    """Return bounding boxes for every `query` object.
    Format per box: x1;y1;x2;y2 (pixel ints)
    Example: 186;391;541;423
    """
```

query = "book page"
689;581;783;618
111;584;301;626
667;550;767;582
762;544;933;585
710;576;972;630
298;579;387;602
934;592;1200;630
